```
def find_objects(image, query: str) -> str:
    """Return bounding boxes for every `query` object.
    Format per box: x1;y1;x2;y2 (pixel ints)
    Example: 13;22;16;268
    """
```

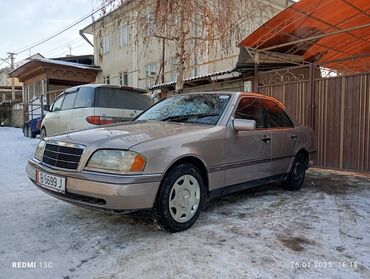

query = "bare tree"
100;0;274;93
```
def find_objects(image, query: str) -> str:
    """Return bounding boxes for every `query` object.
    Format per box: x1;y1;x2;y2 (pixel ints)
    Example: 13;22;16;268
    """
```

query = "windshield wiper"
160;113;219;122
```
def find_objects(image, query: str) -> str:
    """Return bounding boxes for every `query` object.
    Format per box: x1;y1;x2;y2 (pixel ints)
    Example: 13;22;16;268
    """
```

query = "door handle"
262;135;271;143
290;133;298;140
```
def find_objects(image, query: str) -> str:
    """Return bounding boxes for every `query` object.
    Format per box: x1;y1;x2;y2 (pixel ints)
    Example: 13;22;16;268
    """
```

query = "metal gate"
258;66;370;173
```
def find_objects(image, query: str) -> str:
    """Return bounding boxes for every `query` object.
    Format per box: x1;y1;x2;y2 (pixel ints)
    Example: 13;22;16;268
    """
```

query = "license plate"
36;170;66;193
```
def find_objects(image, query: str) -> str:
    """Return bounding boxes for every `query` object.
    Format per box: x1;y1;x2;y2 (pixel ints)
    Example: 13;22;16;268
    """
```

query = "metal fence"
258;67;370;173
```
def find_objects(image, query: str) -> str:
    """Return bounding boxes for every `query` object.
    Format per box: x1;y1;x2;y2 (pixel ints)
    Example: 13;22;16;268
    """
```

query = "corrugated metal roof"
150;68;237;90
35;58;100;70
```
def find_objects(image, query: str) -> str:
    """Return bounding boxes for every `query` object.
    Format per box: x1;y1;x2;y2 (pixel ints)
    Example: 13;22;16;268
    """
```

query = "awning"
239;0;370;73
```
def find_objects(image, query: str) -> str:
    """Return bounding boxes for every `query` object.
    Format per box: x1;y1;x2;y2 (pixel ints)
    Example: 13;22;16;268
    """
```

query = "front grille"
42;143;84;170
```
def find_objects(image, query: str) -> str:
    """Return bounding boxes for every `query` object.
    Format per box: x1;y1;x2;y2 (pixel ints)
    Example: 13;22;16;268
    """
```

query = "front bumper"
26;159;162;213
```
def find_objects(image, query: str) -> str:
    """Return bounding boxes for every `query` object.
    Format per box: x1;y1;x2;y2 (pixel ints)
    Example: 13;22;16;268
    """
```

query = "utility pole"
8;52;16;100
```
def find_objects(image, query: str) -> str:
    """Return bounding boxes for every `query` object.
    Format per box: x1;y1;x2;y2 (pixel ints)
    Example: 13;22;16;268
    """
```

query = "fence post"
308;63;315;129
339;76;346;169
40;96;44;118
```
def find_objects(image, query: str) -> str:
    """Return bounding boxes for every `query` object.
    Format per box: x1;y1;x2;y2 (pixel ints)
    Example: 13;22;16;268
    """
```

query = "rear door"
58;91;77;134
70;87;95;132
225;97;271;186
261;99;297;175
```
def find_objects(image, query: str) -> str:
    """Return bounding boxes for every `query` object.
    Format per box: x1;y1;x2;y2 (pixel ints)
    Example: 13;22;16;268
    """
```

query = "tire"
23;126;29;137
28;126;35;138
282;152;306;191
40;127;47;139
152;164;206;233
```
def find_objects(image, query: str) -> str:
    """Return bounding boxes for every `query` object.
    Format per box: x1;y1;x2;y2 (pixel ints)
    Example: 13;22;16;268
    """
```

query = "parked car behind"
27;92;315;232
23;95;49;138
40;84;151;138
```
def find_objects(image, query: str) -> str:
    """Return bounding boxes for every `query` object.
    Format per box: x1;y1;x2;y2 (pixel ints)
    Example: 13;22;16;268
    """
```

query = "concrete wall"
0;68;22;87
11;103;24;128
0;102;24;128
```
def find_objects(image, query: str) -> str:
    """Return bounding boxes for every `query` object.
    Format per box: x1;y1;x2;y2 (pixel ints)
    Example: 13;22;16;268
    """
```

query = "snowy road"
0;127;369;279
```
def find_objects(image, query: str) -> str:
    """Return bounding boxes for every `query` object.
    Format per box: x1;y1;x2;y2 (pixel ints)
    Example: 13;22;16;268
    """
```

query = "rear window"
74;87;95;108
95;88;151;110
261;99;294;128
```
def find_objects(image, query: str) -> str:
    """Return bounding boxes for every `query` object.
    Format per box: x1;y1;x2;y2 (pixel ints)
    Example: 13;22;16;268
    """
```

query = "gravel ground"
0;127;370;279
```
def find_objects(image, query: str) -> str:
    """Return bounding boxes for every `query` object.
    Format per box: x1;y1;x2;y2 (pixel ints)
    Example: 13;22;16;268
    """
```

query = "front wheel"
23;125;29;137
28;126;35;138
282;153;306;191
40;127;47;139
152;164;205;232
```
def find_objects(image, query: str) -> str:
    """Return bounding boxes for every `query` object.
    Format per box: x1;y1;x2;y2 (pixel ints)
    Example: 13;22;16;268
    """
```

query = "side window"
51;95;64;112
235;97;266;128
261;99;294;128
61;92;77;110
74;88;95;108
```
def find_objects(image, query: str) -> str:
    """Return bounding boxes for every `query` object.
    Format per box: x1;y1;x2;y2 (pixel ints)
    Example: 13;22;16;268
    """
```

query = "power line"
14;0;116;55
43;37;84;57
47;42;93;58
0;55;11;68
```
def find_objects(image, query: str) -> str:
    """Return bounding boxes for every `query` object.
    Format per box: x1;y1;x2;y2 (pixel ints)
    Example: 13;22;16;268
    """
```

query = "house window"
169;57;176;82
119;24;128;47
102;33;110;54
146;13;156;36
145;63;157;88
120;72;128;86
103;76;110;84
193;55;199;77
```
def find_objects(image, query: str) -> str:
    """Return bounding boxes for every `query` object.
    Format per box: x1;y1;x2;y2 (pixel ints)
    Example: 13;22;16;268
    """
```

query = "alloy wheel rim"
169;174;200;223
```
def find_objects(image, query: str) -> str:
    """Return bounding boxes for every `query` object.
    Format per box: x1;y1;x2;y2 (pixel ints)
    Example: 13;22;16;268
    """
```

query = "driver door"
225;97;271;186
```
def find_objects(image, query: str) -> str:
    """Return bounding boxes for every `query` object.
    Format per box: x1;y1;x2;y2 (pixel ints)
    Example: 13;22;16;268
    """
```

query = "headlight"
34;140;46;161
86;150;146;172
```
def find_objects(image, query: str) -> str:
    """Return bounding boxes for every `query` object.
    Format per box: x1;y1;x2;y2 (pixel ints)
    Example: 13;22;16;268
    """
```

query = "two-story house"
80;0;290;90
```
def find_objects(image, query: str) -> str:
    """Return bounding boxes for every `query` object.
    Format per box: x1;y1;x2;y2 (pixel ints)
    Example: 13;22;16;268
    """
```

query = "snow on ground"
0;127;370;279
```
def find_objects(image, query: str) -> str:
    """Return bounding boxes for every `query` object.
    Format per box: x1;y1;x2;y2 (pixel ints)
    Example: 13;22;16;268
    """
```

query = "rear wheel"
152;164;205;232
282;152;306;191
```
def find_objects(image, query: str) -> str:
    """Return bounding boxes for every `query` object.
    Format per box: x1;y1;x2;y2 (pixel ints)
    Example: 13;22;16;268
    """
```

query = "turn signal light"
130;154;146;171
86;116;114;125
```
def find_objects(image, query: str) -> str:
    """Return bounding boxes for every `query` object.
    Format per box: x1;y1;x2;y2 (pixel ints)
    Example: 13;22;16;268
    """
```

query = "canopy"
239;0;370;73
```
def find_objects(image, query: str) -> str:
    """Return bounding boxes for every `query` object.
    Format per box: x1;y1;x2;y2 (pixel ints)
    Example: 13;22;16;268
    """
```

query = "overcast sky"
0;0;101;66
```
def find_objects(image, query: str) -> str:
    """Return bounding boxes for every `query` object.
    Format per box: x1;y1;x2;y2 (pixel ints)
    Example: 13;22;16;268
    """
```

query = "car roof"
65;84;148;94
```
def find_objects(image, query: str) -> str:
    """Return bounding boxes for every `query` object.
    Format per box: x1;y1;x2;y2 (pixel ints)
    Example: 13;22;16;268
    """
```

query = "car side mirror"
43;105;50;112
232;119;256;132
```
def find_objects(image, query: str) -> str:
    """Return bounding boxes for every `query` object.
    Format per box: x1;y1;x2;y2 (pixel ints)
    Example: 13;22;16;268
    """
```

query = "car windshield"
135;94;231;125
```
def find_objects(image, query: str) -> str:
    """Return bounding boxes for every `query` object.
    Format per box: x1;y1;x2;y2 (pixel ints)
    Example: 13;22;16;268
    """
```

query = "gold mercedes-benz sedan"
26;92;315;232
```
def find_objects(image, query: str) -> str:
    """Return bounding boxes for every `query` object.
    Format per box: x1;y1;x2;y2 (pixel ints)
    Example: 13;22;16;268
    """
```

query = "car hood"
50;121;210;150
